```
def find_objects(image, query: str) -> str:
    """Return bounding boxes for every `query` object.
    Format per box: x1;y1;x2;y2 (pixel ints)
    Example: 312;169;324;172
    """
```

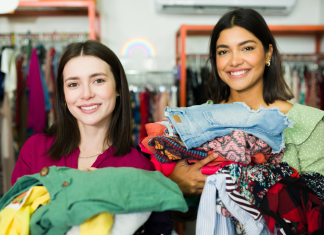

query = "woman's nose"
230;51;244;67
80;85;94;100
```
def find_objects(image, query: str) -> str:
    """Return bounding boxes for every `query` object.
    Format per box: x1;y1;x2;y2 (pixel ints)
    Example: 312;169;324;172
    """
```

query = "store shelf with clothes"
126;70;178;146
180;54;210;107
282;54;324;110
0;32;88;198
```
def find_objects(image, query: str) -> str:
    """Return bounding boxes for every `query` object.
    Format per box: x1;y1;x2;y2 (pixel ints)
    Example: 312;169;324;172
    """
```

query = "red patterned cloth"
261;178;324;234
201;130;284;165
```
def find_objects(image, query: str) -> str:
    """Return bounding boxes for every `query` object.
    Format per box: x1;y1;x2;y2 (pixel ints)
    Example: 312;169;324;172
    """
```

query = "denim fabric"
165;102;293;153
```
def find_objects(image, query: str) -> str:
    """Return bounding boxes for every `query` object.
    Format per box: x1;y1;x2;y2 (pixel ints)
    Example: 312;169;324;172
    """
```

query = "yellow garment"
0;186;50;235
80;212;114;235
0;186;113;235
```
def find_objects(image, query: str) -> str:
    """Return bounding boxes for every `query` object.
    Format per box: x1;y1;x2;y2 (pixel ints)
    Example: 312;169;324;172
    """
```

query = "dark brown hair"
207;8;294;104
46;40;133;160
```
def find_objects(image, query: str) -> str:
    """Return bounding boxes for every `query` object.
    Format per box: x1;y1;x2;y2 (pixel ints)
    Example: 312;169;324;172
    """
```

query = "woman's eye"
68;83;78;87
94;79;105;84
217;50;227;55
244;47;254;51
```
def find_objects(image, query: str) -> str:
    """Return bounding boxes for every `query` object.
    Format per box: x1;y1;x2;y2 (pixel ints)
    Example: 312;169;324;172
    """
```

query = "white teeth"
230;70;249;76
80;105;100;111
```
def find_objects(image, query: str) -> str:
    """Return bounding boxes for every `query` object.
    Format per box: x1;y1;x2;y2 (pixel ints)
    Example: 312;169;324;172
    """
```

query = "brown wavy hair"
46;40;133;160
207;8;294;104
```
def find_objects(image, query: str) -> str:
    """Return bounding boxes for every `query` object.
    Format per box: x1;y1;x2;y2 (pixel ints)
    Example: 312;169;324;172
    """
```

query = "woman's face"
63;55;119;128
216;26;273;94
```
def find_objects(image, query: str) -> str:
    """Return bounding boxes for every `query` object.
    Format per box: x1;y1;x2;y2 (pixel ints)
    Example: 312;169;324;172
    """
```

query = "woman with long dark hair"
12;40;154;184
170;8;324;196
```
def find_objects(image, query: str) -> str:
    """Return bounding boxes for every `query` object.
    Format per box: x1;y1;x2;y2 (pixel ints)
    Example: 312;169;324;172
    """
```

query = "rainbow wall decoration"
121;37;157;57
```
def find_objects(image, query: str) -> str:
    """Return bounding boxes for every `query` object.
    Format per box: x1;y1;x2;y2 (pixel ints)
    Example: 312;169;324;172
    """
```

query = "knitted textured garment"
148;135;208;163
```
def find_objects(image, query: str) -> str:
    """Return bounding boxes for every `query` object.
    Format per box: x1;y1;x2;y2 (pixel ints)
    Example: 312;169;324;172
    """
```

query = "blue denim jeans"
164;102;293;154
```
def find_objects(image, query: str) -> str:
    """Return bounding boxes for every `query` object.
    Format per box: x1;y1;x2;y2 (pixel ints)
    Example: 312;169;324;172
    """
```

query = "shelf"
1;1;100;40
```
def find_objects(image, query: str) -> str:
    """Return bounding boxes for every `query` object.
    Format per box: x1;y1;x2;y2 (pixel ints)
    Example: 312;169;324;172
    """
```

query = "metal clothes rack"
0;1;100;41
176;25;324;107
126;70;176;93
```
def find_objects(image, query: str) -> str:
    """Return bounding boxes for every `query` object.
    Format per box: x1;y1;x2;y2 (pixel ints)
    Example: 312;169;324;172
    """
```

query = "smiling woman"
169;8;324;199
11;41;155;185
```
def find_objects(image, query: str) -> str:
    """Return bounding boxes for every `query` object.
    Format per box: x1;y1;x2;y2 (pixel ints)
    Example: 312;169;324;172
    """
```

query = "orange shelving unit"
176;25;324;107
1;0;100;41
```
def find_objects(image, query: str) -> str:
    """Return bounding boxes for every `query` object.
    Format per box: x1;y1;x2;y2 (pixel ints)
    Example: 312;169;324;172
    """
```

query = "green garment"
205;100;324;175
283;103;324;174
1;166;188;235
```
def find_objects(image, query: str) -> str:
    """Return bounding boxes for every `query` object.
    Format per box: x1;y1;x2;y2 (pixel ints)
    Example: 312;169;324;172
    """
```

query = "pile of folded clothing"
140;103;324;235
0;167;188;235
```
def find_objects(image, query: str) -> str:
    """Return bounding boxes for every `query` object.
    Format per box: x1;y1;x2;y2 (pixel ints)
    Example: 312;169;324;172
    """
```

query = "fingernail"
213;153;217;158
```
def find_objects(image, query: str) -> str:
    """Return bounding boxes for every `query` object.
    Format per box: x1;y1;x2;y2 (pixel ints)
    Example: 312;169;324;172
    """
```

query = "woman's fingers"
193;153;218;170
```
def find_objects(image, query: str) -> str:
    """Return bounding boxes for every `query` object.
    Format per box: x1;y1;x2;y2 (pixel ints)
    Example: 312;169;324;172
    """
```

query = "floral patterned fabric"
219;162;295;207
299;172;324;202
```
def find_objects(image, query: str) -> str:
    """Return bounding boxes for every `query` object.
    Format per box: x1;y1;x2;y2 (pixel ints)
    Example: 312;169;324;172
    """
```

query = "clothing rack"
0;0;100;41
176;25;324;107
0;33;88;48
126;70;176;92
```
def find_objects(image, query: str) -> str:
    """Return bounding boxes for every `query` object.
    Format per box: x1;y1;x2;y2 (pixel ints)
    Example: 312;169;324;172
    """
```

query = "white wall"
0;0;323;71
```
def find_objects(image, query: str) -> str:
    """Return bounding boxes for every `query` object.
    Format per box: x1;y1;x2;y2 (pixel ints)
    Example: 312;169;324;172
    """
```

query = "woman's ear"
267;44;274;61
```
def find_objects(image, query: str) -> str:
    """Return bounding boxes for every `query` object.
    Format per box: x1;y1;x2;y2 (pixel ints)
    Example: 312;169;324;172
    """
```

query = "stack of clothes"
0;167;187;235
139;102;324;235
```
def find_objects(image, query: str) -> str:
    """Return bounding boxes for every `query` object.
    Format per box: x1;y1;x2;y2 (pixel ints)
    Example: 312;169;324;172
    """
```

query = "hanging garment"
165;102;293;153
298;66;306;105
26;48;46;135
5;49;20;101
2;166;188;235
0;48;14;100
14;55;29;149
291;69;299;104
307;72;318;108
0;93;16;194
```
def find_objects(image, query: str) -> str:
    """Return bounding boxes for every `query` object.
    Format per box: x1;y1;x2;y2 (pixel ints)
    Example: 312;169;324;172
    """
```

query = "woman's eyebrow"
238;40;257;46
89;72;108;78
216;40;257;50
216;44;229;50
65;77;79;82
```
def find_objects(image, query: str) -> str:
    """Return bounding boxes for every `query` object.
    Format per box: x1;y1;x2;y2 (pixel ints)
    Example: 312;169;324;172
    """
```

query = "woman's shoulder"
284;103;324;145
25;133;56;146
122;147;155;171
22;133;56;155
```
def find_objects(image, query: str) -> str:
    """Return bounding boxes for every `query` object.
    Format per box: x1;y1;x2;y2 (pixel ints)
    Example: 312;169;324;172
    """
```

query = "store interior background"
1;1;323;234
2;0;324;72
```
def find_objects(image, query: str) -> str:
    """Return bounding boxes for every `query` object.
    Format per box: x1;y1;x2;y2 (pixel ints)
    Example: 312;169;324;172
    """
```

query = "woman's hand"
169;153;217;196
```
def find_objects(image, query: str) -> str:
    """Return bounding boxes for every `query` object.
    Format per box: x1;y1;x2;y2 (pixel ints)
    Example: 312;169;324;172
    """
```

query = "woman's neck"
78;123;109;154
227;86;266;111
